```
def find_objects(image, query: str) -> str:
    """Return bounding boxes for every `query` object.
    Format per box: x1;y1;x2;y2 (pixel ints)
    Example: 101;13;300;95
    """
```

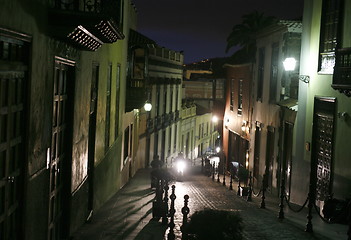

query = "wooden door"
312;97;335;201
265;126;275;192
0;30;30;240
48;58;75;240
253;126;261;180
87;64;99;220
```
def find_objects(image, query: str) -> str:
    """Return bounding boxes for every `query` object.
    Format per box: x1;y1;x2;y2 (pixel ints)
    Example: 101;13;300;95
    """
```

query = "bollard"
152;178;164;220
168;185;176;240
278;174;285;219
162;182;169;225
217;163;220;183
260;174;266;209
201;157;204;173
181;195;190;240
229;172;233;190
247;171;252;202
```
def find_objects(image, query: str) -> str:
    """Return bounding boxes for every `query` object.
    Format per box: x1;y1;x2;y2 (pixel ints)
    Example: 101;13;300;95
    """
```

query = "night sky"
132;0;304;64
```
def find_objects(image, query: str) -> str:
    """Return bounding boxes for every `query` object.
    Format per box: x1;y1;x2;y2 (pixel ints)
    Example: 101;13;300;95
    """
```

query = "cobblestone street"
72;164;348;240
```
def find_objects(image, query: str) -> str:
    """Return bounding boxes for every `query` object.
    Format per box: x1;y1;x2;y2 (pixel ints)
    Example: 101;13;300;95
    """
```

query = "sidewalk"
71;161;349;240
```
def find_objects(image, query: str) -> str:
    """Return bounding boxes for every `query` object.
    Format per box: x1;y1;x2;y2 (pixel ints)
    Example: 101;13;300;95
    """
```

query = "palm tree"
226;11;277;62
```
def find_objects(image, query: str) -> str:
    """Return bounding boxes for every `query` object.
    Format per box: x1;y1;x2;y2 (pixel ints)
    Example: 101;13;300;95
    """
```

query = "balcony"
154;116;162;131
333;47;351;97
49;0;125;51
162;113;171;128
146;118;154;134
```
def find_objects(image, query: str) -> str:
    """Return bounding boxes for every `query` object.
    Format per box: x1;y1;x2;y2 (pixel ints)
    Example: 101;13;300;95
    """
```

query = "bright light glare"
144;102;152;111
283;57;296;71
212;115;218;123
216;147;221;153
176;160;186;173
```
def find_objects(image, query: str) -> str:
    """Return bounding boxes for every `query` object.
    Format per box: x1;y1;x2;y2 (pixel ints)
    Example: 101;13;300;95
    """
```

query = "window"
215;80;224;100
115;64;121;140
132;48;144;79
319;0;341;74
238;79;243;115
257;47;265;101
175;86;179;111
230;79;235;111
123;126;129;161
163;85;167;114
105;64;112;153
170;86;173;112
156;86;160;116
270;43;279;103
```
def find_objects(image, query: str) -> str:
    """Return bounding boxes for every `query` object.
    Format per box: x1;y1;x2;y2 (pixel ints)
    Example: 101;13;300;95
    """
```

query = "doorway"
0;30;30;240
311;97;335;202
87;63;99;220
48;57;75;240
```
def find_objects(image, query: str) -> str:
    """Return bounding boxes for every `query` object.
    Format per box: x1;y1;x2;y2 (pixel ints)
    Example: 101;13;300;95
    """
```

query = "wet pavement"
72;161;349;240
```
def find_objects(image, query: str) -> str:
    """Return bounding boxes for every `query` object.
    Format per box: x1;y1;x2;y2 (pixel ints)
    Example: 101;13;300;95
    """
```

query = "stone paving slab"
72;164;348;240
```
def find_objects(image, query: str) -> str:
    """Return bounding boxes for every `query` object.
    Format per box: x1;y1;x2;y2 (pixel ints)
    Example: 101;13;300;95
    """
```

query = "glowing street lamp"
283;57;296;71
212;115;218;123
143;101;152;112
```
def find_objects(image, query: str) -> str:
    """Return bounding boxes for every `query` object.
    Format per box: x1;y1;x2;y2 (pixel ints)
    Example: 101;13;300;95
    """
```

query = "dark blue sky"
132;0;304;64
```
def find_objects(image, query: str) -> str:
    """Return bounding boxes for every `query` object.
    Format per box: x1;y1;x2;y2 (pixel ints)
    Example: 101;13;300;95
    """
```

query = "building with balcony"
290;0;351;210
0;0;137;239
126;34;184;166
223;63;252;172
250;20;302;195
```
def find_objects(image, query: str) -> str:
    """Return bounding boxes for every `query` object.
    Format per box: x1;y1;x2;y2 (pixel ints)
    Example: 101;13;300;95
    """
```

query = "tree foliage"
226;11;277;62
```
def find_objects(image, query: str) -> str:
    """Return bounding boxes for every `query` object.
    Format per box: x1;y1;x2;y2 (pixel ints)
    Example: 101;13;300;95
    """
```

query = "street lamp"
283;57;296;71
212;115;218;123
144;101;152;112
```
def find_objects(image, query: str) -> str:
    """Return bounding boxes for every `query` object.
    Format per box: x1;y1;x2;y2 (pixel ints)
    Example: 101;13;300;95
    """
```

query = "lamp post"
144;100;152;112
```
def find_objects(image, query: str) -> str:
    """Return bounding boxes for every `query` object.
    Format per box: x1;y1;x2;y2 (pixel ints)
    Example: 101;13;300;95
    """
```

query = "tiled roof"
129;29;156;45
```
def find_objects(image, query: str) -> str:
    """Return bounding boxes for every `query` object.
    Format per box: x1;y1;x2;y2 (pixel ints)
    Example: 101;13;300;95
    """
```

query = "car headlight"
176;160;186;172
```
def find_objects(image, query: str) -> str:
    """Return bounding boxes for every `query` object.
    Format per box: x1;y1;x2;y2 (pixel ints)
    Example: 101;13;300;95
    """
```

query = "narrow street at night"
72;162;348;240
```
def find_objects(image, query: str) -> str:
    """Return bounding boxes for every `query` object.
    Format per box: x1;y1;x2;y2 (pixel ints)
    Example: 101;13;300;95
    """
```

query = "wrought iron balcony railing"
333;47;351;97
49;0;124;51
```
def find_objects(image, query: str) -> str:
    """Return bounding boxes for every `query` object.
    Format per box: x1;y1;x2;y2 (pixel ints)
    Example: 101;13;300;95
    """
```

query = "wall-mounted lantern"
283;57;297;71
143;101;152;112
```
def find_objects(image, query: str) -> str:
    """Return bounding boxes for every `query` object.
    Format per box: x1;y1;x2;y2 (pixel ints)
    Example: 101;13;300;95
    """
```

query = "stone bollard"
168;185;176;240
247;171;252;202
181;195;190;240
229;172;233;190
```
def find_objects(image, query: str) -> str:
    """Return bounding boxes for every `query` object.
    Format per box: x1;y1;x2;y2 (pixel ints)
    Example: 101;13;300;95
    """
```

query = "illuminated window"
318;0;341;74
115;64;121;140
230;79;235;111
105;64;112;153
238;79;243;115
